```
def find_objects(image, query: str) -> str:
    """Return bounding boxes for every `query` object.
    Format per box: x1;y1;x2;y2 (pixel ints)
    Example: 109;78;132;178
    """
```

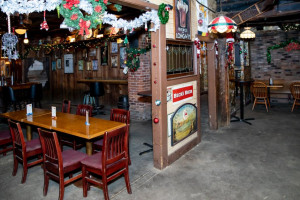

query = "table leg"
26;125;32;141
86;141;92;155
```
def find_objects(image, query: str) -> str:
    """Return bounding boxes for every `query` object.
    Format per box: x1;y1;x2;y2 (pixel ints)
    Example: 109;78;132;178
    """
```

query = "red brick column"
128;34;152;120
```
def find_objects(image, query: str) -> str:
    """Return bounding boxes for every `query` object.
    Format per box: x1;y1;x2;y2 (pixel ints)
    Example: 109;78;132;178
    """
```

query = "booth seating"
28;83;43;108
2;86;20;112
90;82;105;114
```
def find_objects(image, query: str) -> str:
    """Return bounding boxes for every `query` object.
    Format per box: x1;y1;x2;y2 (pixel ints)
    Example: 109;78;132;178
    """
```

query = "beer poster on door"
175;0;191;40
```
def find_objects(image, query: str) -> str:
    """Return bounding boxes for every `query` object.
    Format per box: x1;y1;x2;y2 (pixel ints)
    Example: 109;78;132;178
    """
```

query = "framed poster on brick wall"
175;0;191;40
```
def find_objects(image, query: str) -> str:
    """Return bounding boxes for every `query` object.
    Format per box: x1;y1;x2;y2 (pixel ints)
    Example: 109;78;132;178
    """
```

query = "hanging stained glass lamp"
240;27;255;39
208;16;237;33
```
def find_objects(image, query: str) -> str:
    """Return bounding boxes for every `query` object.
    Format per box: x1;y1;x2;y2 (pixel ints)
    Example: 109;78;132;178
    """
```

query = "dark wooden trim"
167;75;198;87
167;72;194;79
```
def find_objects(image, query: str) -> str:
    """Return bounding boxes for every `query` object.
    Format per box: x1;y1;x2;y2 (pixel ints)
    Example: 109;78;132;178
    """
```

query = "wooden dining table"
0;108;126;155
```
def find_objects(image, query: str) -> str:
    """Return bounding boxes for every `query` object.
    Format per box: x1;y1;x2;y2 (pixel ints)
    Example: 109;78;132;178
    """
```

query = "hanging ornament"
145;23;148;31
155;100;161;106
40;11;49;31
123;35;129;45
2;13;18;61
198;19;203;26
153;117;159;124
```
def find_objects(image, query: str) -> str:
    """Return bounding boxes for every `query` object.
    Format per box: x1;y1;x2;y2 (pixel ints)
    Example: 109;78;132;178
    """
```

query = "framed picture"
57;59;61;69
92;60;98;70
111;55;118;68
111;42;118;53
78;60;84;71
101;46;108;65
89;48;97;57
175;0;191;40
52;61;56;71
86;61;92;71
64;54;74;73
120;47;127;69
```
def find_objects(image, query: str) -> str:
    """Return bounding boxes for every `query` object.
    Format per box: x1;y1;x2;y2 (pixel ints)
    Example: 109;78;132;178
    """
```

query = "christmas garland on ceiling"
0;0;61;14
267;39;300;64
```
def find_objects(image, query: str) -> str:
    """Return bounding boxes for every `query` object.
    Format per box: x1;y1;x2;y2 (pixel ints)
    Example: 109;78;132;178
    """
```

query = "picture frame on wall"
119;47;126;69
111;55;118;68
64;54;74;73
89;48;97;57
111;42;118;53
52;61;56;71
175;0;191;40
100;46;108;66
78;60;84;71
86;61;92;71
57;59;61;69
92;60;98;70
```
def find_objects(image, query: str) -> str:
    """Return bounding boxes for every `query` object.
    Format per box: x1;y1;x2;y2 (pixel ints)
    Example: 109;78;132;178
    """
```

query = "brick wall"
250;30;300;81
128;34;152;120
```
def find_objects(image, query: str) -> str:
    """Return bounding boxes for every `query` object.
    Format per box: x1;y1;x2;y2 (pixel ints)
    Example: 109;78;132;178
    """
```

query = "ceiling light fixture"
240;27;255;39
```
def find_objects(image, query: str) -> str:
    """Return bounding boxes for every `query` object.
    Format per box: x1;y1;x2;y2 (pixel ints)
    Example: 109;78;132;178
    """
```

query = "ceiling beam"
108;0;159;11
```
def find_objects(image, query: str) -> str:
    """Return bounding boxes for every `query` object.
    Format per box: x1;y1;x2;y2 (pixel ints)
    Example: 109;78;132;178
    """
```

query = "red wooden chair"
60;104;92;150
8;119;43;183
92;109;131;164
38;128;88;200
81;125;132;200
0;129;13;156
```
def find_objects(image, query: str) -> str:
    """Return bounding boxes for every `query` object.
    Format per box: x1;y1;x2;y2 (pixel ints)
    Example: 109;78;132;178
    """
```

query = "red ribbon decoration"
79;19;91;36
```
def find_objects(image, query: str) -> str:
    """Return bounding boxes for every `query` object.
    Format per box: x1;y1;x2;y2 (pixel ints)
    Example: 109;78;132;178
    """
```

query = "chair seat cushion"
0;130;11;141
94;139;103;147
26;138;42;152
81;152;103;169
62;149;88;172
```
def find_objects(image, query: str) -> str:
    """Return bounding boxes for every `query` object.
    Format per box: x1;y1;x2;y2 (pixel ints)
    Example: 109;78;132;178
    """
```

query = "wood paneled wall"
50;44;128;105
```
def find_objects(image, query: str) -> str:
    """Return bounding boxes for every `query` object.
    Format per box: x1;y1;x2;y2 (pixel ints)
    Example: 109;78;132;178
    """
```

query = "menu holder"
26;104;33;116
85;111;90;126
52;106;57;119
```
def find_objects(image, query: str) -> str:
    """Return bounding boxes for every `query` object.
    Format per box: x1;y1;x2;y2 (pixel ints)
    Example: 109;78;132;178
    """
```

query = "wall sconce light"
117;38;123;44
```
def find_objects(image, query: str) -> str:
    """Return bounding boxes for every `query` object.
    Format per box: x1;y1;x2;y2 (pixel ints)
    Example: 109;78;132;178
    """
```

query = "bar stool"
90;82;105;114
2;86;20;112
29;83;43;108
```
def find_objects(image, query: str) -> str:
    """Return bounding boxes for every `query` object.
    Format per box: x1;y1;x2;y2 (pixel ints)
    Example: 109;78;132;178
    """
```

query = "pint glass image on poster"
171;103;197;146
175;0;191;40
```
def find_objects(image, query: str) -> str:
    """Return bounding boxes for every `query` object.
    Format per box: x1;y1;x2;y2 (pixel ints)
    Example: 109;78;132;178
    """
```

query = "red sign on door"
173;85;193;103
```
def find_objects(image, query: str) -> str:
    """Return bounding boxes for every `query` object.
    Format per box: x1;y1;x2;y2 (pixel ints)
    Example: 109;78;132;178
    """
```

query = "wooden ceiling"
219;0;300;28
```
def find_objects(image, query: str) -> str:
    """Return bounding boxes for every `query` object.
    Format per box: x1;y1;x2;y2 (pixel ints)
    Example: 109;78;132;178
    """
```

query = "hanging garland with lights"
267;39;300;64
59;0;107;36
0;0;61;14
158;3;172;24
126;47;151;72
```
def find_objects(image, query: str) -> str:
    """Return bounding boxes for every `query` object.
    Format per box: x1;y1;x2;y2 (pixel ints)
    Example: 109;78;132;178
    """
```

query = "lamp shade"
208;16;237;34
240;27;255;39
15;28;26;35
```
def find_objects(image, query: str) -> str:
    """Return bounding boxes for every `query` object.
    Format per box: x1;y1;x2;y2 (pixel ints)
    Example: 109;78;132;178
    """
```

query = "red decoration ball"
198;19;203;25
153;118;159;124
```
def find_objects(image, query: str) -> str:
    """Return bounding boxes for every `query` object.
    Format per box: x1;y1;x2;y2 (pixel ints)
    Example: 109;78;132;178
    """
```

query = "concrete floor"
0;97;300;200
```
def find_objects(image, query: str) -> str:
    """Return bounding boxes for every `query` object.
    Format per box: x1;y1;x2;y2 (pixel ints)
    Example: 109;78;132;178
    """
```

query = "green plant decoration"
267;39;300;64
158;3;169;24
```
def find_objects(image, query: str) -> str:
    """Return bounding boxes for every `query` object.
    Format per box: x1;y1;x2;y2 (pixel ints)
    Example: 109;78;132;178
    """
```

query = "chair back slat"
251;82;267;98
76;104;93;116
38;129;62;167
290;82;300;99
110;108;130;124
8;119;26;151
62;100;71;113
103;125;128;166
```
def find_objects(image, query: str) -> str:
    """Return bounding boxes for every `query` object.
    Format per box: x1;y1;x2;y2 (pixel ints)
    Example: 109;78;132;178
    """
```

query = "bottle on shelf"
269;77;273;85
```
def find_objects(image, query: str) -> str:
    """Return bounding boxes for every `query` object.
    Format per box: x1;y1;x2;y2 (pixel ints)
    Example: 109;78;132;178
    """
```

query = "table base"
231;116;255;125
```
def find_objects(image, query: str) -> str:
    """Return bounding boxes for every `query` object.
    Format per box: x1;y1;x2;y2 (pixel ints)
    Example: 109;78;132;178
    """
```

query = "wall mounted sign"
64;54;74;74
171;103;197;146
172;85;193;103
175;0;191;40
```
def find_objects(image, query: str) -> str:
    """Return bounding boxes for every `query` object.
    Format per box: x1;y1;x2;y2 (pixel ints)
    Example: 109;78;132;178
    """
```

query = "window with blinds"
166;40;194;77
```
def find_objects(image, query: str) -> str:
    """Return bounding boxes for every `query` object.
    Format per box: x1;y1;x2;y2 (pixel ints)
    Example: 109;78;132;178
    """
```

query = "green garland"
126;47;150;72
158;3;169;24
267;39;300;64
59;0;107;35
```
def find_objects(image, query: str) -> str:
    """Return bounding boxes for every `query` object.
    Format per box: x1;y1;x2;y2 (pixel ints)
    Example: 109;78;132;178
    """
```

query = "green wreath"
126;47;150;72
158;3;169;24
59;0;107;36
